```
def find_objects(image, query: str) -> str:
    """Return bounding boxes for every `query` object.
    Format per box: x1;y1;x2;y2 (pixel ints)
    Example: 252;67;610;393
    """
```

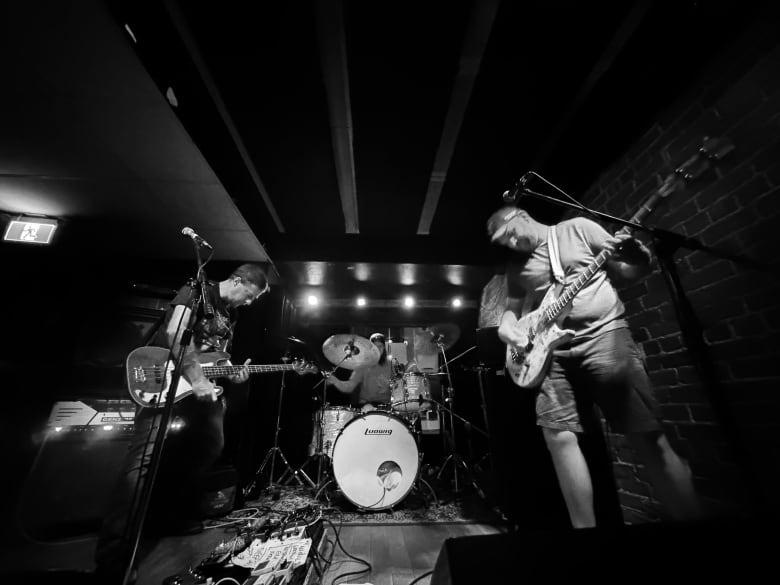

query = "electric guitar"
504;137;733;389
126;346;318;408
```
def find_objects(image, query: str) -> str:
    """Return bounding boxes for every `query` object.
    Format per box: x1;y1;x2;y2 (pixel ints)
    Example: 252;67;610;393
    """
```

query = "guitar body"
126;346;226;408
505;285;575;389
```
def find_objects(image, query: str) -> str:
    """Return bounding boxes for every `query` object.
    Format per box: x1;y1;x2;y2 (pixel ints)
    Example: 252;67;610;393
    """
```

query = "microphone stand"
509;181;767;514
119;245;210;585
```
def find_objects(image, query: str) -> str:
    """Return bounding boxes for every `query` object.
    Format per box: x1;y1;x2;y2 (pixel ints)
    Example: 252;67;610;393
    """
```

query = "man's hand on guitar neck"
227;358;251;383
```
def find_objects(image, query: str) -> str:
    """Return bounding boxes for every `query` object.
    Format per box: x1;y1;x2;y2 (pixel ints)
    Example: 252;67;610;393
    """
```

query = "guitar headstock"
292;359;319;376
660;136;734;198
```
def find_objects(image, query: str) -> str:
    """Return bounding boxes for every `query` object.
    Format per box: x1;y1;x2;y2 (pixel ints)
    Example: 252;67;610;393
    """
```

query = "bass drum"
331;411;419;510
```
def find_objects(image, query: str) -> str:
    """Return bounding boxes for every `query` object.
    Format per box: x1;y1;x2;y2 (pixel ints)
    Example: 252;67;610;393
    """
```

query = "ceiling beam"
416;0;501;235
163;0;286;233
315;0;359;234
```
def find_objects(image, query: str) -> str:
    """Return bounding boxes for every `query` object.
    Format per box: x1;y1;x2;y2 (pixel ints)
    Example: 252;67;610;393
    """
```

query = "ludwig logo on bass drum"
365;428;392;435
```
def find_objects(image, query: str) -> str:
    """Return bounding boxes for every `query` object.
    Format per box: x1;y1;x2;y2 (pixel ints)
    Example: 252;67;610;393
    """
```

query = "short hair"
486;207;531;241
231;263;269;292
369;333;386;343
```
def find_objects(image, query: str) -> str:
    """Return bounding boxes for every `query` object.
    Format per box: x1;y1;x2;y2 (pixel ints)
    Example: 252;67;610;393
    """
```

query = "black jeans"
94;397;224;582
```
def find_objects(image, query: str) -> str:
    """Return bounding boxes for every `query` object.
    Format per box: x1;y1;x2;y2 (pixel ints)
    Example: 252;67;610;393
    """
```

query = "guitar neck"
544;193;661;323
201;364;297;377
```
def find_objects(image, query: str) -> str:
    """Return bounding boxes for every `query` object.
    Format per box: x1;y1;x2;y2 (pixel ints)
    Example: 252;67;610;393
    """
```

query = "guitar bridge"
133;366;146;383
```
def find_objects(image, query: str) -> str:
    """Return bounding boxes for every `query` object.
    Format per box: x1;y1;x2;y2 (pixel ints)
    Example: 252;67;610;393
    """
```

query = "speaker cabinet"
431;519;769;584
18;430;132;541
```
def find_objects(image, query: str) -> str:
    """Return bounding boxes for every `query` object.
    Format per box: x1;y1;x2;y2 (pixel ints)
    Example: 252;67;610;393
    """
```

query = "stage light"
307;294;319;306
54;427;63;433
452;297;462;308
356;296;367;307
169;417;185;431
102;425;114;431
3;216;58;245
403;296;415;308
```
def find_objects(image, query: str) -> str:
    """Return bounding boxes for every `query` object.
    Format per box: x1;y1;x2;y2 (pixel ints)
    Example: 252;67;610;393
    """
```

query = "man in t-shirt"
326;333;397;411
95;263;269;584
487;206;700;528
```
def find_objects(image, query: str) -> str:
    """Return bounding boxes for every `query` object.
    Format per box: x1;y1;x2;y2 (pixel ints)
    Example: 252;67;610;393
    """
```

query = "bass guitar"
126;346;318;408
505;137;732;389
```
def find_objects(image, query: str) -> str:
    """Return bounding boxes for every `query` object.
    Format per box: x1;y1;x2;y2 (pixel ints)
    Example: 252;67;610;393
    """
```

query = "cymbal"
414;323;461;352
322;334;381;370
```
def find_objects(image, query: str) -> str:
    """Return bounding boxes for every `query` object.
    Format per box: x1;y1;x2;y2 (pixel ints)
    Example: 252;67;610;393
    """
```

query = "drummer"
325;333;397;412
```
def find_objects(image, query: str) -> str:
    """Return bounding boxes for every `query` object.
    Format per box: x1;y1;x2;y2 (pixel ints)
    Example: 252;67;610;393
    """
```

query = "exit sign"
3;218;58;244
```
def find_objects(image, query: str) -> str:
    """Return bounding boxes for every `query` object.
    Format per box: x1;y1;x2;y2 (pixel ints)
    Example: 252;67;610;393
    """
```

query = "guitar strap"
520;226;565;317
547;225;566;285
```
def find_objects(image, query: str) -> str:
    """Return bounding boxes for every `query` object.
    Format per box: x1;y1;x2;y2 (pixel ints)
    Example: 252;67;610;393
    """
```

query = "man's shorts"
536;327;662;434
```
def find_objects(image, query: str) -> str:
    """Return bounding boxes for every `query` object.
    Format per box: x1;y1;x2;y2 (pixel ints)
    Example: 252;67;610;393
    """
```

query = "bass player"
487;206;701;528
95;263;270;583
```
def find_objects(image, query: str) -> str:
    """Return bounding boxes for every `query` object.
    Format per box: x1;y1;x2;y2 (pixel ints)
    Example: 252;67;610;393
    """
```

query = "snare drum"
390;373;432;414
331;411;419;510
310;406;357;459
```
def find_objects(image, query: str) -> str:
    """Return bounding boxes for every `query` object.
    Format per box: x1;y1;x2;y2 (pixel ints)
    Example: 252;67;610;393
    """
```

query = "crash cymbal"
415;323;461;351
322;334;381;370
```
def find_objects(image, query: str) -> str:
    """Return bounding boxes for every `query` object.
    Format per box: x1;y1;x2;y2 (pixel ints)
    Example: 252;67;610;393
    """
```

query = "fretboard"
542;189;664;324
201;364;297;377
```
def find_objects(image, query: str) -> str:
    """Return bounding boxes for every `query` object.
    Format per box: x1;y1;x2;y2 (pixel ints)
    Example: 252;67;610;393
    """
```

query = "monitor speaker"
430;519;768;584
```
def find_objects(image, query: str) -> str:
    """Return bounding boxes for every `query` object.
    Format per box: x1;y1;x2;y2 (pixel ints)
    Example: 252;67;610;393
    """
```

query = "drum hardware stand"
292;382;332;492
293;350;356;492
245;356;314;497
432;338;488;499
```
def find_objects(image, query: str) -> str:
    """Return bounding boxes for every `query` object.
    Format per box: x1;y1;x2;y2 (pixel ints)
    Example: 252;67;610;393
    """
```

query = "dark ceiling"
1;0;772;313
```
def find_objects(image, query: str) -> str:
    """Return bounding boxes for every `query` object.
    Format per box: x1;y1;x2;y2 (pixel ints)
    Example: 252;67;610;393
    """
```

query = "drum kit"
245;327;489;511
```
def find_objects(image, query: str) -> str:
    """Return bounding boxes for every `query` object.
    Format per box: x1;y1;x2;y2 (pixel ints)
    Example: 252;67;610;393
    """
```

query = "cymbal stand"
294;351;353;491
433;339;487;499
245;356;314;497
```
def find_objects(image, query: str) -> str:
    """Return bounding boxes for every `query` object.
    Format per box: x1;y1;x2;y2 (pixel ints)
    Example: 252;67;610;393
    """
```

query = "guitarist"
487;206;700;528
95;263;270;584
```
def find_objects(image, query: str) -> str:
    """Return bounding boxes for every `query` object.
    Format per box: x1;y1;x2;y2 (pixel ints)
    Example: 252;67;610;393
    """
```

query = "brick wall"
573;28;780;523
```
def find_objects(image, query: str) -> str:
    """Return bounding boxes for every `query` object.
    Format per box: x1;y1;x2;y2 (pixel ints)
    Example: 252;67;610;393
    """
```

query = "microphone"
502;172;532;204
181;226;213;249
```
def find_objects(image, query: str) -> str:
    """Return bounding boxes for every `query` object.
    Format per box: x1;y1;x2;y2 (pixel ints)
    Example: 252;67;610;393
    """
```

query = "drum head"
331;411;419;510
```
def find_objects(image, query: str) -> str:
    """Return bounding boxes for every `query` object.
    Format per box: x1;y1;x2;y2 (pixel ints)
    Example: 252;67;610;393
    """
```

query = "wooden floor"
136;521;505;585
317;522;504;585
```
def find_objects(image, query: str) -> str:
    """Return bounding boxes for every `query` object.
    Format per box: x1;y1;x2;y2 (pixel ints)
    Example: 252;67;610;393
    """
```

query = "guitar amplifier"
47;399;135;432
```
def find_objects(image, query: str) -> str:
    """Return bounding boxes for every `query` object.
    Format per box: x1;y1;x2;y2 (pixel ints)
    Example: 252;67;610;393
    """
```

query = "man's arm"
497;297;531;349
578;217;653;284
166;304;217;402
602;232;653;283
325;370;360;394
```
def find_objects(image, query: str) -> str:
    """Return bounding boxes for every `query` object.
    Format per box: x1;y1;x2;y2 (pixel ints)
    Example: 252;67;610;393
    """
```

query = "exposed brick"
642;340;661;356
695;164;753;207
647;319;684;339
732;176;773;208
676;365;701;385
690;403;717;423
754;186;780;217
709;338;768;361
660;404;692;422
658;335;683;352
729;355;779;379
714;78;766;123
721;379;780;403
627;308;662;329
730;313;767;336
649;368;678;386
703;323;732;343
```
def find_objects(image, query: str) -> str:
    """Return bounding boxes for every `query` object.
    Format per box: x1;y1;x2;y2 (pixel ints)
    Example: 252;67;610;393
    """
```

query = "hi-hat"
322;334;381;370
414;323;461;352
